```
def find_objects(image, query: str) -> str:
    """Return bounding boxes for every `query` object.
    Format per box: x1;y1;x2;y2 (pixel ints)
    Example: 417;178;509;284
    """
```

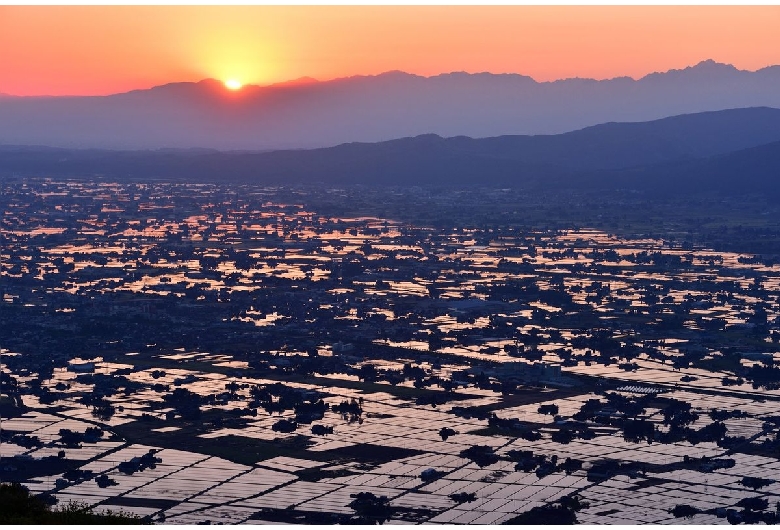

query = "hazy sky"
2;5;780;96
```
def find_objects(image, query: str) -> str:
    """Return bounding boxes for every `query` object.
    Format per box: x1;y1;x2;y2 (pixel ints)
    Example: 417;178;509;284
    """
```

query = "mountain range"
2;107;779;196
2;60;780;151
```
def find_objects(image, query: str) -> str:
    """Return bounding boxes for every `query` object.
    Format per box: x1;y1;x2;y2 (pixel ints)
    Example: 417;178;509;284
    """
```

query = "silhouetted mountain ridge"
319;107;780;171
2;60;779;150
1;107;779;196
606;138;780;195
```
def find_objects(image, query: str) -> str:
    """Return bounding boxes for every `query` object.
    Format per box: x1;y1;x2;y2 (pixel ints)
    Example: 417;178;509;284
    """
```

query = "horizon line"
2;58;778;98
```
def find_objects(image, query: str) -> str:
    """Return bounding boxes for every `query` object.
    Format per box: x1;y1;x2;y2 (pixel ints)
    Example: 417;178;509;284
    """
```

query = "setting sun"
224;79;242;90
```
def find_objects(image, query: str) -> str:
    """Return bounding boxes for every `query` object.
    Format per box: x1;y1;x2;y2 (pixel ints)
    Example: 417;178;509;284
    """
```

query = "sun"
224;79;242;90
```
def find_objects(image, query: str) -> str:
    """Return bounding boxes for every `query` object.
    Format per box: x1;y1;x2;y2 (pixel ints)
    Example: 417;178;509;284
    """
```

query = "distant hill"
1;60;780;150
425;107;780;170
1;108;779;196
603;139;780;196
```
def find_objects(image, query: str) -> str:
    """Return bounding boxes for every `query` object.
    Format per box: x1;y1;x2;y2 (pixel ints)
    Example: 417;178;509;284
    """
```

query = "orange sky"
1;5;779;96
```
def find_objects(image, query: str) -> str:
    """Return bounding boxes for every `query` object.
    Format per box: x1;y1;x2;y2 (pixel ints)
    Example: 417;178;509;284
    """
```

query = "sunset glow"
3;2;780;524
1;5;779;96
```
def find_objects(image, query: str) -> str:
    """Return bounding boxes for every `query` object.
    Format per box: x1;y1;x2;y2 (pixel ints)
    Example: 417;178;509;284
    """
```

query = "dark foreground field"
1;177;780;524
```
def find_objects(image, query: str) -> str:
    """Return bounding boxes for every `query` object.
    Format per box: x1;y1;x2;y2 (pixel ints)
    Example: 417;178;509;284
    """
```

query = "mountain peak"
125;79;219;95
376;70;420;79
640;59;741;82
690;59;739;71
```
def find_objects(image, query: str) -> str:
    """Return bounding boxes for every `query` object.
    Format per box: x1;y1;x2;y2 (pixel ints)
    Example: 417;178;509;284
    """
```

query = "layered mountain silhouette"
1;60;780;150
1;107;779;195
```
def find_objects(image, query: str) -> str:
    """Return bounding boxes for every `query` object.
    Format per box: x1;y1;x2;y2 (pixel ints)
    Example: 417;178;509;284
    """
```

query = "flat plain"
2;178;780;524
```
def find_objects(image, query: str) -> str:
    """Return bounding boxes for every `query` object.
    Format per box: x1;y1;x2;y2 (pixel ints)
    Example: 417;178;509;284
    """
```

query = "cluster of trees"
503;495;589;525
57;427;104;447
348;492;393;524
117;450;162;475
0;483;145;524
672;497;780;524
459;445;500;468
572;393;734;447
506;450;582;477
486;414;542;441
457;445;584;477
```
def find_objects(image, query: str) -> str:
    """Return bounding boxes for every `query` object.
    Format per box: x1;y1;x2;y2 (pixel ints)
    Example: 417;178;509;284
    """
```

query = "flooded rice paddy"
1;178;780;523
